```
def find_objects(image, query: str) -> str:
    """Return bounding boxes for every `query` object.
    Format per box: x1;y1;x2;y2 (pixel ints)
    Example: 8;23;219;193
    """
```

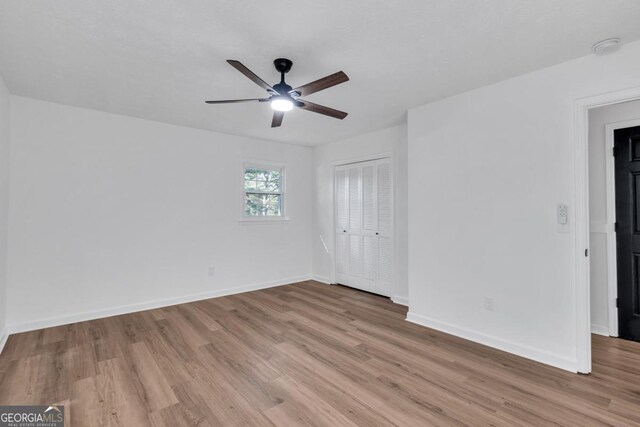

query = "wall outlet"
484;297;495;312
208;266;215;277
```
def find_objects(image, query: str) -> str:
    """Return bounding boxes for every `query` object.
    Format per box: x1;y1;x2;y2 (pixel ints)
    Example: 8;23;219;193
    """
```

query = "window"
243;166;284;218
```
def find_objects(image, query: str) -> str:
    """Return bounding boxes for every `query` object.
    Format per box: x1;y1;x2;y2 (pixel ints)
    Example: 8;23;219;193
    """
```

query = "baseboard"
311;275;333;285
8;275;312;335
406;311;578;373
0;327;8;356
591;324;610;336
391;295;409;306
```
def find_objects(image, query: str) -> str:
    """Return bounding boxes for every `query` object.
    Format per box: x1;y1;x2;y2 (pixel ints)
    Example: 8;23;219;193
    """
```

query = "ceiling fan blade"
271;111;284;128
205;98;269;104
292;71;349;97
227;60;275;93
297;100;348;120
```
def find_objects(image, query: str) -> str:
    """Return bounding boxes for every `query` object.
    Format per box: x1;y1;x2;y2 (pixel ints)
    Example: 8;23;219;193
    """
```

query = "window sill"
238;217;290;225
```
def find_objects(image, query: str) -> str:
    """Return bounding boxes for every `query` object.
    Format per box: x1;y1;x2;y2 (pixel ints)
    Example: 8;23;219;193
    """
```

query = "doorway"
587;101;640;346
577;89;640;374
334;158;393;297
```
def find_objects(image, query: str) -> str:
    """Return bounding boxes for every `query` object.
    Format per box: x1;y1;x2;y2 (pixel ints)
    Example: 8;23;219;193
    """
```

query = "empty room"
1;1;640;425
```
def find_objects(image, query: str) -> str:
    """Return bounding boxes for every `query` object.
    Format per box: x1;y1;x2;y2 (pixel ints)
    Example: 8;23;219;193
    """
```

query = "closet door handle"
343;230;347;233
375;232;379;235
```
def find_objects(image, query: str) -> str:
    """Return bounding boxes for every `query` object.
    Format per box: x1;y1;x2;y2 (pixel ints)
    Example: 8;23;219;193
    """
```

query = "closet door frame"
332;152;394;297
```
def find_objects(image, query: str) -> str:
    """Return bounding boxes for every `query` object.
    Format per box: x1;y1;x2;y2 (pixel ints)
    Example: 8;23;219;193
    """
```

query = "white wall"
312;124;408;303
588;99;640;335
7;96;313;331
0;74;10;348
407;40;640;372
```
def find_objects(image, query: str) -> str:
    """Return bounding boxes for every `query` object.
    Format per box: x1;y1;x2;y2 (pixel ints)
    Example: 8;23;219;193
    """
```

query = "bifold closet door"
335;158;392;296
335;162;376;293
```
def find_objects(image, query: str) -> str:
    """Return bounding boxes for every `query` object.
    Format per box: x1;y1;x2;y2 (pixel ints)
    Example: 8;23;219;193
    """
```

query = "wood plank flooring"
1;280;640;426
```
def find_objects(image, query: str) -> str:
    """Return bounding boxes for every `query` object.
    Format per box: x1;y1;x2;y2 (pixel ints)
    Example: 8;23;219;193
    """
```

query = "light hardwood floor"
1;280;640;426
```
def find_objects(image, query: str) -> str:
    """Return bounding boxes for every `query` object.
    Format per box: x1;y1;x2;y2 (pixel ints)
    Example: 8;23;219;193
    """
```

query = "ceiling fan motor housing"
273;82;293;96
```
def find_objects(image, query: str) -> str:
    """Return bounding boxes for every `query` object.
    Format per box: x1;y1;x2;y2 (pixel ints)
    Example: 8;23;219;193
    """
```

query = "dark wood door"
615;125;640;342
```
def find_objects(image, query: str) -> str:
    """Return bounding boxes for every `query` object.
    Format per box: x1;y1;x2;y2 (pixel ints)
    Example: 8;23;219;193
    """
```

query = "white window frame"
239;161;289;223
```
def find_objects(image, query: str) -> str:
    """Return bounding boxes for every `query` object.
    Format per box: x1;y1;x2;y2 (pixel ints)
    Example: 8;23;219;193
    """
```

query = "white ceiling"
1;1;639;146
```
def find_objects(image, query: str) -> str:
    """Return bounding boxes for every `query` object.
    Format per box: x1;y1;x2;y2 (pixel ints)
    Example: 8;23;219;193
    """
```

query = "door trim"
332;152;394;296
574;86;640;374
604;119;640;337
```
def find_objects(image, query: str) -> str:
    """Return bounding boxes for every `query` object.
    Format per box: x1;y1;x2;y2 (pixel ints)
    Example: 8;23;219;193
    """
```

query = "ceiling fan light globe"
271;97;294;112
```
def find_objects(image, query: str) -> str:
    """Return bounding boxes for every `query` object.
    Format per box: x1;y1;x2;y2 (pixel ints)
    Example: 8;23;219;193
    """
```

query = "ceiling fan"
205;58;349;128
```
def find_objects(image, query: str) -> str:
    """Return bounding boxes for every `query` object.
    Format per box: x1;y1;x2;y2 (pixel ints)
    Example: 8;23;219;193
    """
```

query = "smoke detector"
592;38;621;55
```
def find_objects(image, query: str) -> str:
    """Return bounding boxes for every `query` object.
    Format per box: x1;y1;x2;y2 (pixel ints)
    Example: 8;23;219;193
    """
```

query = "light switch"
558;204;568;225
557;204;569;233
